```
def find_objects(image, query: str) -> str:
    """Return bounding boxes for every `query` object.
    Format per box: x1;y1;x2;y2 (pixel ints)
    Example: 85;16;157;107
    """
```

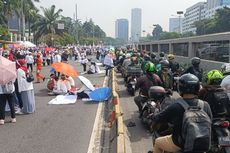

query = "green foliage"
152;24;163;40
195;7;230;35
57;32;75;46
0;25;10;40
160;32;181;40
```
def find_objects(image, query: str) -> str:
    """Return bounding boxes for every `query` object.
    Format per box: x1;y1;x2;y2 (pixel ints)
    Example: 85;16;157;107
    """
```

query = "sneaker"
0;119;4;125
15;108;24;115
11;118;16;123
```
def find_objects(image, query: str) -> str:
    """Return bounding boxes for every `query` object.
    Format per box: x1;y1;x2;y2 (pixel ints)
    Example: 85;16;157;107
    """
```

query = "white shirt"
0;81;15;94
56;80;71;93
25;55;34;64
54;54;61;63
17;69;34;92
67;76;75;86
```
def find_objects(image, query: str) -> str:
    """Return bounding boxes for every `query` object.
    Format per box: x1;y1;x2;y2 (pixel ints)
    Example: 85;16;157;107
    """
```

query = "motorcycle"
126;77;137;96
209;118;230;153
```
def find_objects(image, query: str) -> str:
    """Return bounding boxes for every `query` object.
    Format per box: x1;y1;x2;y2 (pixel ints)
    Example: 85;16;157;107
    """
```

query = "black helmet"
148;86;166;101
151;53;156;59
159;60;169;68
144;54;151;61
178;73;200;95
191;57;201;66
159;52;165;57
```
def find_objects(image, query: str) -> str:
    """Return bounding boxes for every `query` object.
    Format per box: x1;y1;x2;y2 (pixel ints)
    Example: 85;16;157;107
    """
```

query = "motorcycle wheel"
130;88;135;96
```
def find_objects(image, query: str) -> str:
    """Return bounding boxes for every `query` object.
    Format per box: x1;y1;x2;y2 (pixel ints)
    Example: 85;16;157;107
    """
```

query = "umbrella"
51;62;78;78
78;76;95;91
89;87;112;101
0;56;16;85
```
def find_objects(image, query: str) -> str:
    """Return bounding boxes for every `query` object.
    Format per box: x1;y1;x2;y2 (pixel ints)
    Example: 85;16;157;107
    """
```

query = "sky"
35;0;205;37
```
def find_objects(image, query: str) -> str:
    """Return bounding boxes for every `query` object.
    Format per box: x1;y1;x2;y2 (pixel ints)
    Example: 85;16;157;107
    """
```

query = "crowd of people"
113;48;230;153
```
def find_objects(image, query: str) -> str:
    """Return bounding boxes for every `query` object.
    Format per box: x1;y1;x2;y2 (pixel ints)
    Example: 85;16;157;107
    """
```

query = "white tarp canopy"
17;41;36;48
48;95;77;105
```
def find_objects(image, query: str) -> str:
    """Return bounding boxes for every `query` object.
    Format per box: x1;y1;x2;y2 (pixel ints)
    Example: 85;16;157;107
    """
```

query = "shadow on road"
35;89;49;97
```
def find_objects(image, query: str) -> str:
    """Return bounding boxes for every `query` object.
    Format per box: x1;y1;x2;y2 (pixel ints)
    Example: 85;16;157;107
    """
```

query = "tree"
0;25;10;40
152;24;163;40
31;5;63;43
160;32;181;40
195;7;230;35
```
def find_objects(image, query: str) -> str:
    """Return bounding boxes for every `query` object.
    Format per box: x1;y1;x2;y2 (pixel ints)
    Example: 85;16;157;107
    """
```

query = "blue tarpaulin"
89;87;112;102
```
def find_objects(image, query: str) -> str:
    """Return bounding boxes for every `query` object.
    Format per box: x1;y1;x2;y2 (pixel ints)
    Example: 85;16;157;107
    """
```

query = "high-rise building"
169;18;182;33
182;2;207;33
115;19;129;42
206;0;230;18
131;8;142;42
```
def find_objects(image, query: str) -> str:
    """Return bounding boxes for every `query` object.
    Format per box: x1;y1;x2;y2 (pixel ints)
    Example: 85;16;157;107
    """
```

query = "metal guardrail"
110;69;126;153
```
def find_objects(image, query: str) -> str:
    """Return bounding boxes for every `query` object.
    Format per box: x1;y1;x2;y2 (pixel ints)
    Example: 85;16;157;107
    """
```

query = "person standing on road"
36;54;45;83
25;52;34;72
17;59;36;114
0;81;16;125
53;51;62;77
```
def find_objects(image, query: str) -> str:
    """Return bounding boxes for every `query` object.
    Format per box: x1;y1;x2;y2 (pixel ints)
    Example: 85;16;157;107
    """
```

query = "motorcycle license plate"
218;136;230;147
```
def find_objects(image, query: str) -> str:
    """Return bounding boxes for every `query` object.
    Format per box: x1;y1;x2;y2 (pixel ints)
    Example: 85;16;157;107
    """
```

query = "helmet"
148;86;166;101
206;70;223;85
144;62;156;73
159;60;169;68
167;54;175;60
159;52;165;57
178;73;200;95
126;53;131;58
151;53;156;59
144;54;151;61
191;57;201;66
221;63;230;74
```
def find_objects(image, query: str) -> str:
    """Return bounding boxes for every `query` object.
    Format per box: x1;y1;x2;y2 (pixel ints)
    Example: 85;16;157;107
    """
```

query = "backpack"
192;67;203;81
178;99;211;152
204;88;229;117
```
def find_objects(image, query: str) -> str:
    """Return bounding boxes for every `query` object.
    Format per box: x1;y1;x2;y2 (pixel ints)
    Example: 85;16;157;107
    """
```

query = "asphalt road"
117;73;181;153
0;59;106;153
116;74;153;153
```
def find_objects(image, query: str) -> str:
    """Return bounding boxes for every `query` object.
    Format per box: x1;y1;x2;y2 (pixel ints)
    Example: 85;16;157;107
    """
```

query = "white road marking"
87;76;108;153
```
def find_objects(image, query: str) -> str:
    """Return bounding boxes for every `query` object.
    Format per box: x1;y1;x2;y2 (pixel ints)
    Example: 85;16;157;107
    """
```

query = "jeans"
105;65;112;76
27;63;33;72
0;93;16;120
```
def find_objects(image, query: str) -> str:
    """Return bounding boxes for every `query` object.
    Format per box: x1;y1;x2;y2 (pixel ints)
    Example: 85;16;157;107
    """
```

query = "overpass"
138;32;230;69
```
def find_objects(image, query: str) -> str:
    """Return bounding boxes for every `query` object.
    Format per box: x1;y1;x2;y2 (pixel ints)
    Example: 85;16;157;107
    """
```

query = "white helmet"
221;63;230;74
126;53;131;58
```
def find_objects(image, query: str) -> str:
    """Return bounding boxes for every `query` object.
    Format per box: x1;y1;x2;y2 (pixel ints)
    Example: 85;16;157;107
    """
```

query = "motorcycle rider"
134;62;162;115
167;54;180;74
198;70;229;118
150;53;159;65
221;64;230;99
159;52;166;62
183;57;203;82
149;73;212;153
157;60;173;90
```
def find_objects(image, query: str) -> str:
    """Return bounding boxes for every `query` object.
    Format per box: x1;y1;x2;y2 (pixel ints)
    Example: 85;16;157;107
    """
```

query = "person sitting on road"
76;82;92;99
51;74;71;95
183;57;203;82
47;74;58;92
87;61;97;74
134;62;162;114
149;73;212;153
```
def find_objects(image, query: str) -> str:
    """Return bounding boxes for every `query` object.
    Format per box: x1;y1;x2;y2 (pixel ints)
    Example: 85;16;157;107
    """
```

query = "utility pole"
75;3;78;43
21;0;25;41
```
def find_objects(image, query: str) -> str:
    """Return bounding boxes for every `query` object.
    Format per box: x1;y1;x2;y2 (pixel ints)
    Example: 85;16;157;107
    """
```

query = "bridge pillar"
188;42;194;58
158;44;161;54
169;43;173;53
150;44;153;53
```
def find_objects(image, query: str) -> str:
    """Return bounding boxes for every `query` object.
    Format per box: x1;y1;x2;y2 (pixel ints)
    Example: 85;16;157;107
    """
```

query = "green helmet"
206;69;224;85
144;62;156;73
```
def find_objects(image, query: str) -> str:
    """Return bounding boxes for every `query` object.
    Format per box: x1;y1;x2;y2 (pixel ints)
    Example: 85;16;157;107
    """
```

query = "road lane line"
87;76;108;153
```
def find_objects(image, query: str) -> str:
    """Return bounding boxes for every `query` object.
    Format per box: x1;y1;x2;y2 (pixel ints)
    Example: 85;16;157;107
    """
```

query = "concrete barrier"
109;69;126;153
